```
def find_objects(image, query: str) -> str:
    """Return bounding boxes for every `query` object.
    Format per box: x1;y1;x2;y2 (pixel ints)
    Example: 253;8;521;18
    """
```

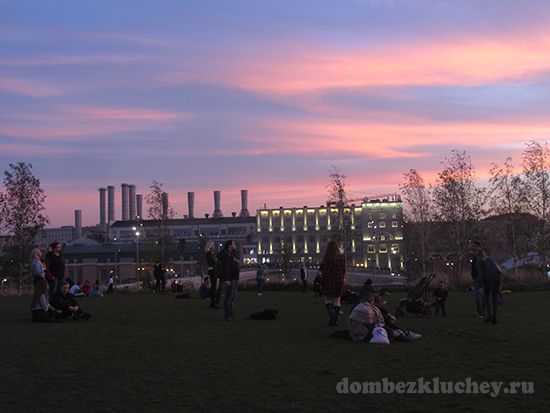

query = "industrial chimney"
129;184;136;220
98;187;107;231
212;190;223;218
136;194;143;219
121;183;129;221
74;210;82;239
239;189;250;217
187;192;195;218
107;185;115;223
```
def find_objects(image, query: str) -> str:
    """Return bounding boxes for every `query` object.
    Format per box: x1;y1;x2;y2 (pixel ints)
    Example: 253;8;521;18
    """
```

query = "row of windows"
367;244;400;254
367;213;399;220
367;221;399;229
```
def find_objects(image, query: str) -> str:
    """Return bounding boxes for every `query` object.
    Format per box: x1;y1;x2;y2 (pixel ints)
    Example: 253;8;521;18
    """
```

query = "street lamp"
133;227;140;289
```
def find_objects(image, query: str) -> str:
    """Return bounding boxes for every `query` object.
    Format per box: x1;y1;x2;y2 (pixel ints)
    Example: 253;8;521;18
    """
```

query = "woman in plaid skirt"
320;240;346;326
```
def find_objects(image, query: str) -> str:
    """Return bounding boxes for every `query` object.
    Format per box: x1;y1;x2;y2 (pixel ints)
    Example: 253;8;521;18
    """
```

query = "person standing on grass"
205;240;221;308
256;263;265;296
45;241;65;299
320;240;346;326
469;241;485;318
220;240;240;321
476;248;503;325
300;263;308;293
30;247;45;287
107;274;114;294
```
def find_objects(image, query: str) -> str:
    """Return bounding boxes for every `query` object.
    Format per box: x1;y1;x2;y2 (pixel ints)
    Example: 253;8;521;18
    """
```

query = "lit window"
367;222;373;228
392;221;398;228
379;222;386;228
379;244;387;253
367;244;375;253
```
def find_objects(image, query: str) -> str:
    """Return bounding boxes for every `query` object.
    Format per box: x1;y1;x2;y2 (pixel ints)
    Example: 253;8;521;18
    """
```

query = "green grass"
1;290;549;412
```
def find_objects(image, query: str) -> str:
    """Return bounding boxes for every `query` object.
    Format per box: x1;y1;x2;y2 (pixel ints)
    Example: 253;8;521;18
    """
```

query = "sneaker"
406;331;422;340
257;293;263;296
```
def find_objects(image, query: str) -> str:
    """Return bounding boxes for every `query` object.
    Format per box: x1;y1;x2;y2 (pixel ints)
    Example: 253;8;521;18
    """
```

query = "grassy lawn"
1;288;549;412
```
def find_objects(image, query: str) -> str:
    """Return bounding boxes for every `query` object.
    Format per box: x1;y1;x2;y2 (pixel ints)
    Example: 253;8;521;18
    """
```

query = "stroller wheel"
421;308;432;318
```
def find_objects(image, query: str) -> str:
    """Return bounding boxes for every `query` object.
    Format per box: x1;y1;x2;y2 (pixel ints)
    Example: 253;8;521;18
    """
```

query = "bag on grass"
369;325;390;345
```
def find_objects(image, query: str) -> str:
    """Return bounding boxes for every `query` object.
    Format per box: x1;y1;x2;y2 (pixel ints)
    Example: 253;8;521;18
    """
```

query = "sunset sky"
2;0;550;227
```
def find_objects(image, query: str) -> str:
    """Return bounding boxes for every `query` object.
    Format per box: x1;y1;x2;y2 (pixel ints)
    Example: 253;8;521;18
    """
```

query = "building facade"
257;197;404;271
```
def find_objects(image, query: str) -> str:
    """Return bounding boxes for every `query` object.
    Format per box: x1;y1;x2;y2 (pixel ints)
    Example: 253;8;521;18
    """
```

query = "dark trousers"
224;280;239;320
434;300;446;316
484;276;501;322
31;309;59;322
155;278;161;292
301;279;307;293
209;270;221;305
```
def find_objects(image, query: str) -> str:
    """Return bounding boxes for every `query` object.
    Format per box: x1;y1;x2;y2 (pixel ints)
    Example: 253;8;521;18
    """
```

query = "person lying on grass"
51;282;92;321
348;292;421;343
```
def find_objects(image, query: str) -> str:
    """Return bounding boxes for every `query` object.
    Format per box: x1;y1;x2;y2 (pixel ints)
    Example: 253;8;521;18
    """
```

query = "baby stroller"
395;274;436;317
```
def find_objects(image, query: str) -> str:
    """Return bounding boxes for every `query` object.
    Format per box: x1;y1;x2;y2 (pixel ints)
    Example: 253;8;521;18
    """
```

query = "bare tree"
487;157;532;277
326;165;353;261
522;141;550;277
145;180;176;264
400;169;433;278
432;150;486;281
0;162;49;295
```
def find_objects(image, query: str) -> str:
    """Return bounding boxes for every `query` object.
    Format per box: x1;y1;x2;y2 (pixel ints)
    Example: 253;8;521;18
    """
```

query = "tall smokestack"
129;184;136;220
99;187;107;230
121;183;129;221
187;192;195;218
239;189;250;217
74;210;82;239
107;185;115;223
213;190;223;218
136;194;143;219
162;192;169;219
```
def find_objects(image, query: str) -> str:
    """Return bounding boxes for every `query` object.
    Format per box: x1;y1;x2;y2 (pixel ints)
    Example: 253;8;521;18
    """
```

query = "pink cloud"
161;33;550;94
0;77;66;97
66;106;191;121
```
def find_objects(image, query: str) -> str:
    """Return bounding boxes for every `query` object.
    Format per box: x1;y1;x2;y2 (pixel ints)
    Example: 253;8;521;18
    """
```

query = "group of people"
205;239;241;321
30;242;92;323
470;241;503;325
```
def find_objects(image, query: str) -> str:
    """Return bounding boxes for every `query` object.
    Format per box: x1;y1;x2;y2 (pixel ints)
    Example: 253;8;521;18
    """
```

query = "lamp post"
113;237;119;293
133;227;140;289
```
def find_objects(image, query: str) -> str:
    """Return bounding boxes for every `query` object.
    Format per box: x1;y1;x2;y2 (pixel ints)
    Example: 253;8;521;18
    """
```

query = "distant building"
256;196;405;271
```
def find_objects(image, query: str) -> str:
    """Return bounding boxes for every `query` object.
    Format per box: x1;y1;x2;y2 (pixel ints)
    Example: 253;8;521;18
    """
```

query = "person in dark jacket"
469;241;485;318
220;240;240;321
45;241;65;299
476;249;503;325
320;240;346;326
51;282;91;321
205;240;221;308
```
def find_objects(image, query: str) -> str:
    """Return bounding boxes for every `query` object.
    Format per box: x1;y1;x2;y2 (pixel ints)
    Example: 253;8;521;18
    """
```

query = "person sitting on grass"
51;282;92;321
31;279;62;322
69;281;85;297
199;276;210;299
90;280;103;298
81;280;92;296
348;292;421;342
